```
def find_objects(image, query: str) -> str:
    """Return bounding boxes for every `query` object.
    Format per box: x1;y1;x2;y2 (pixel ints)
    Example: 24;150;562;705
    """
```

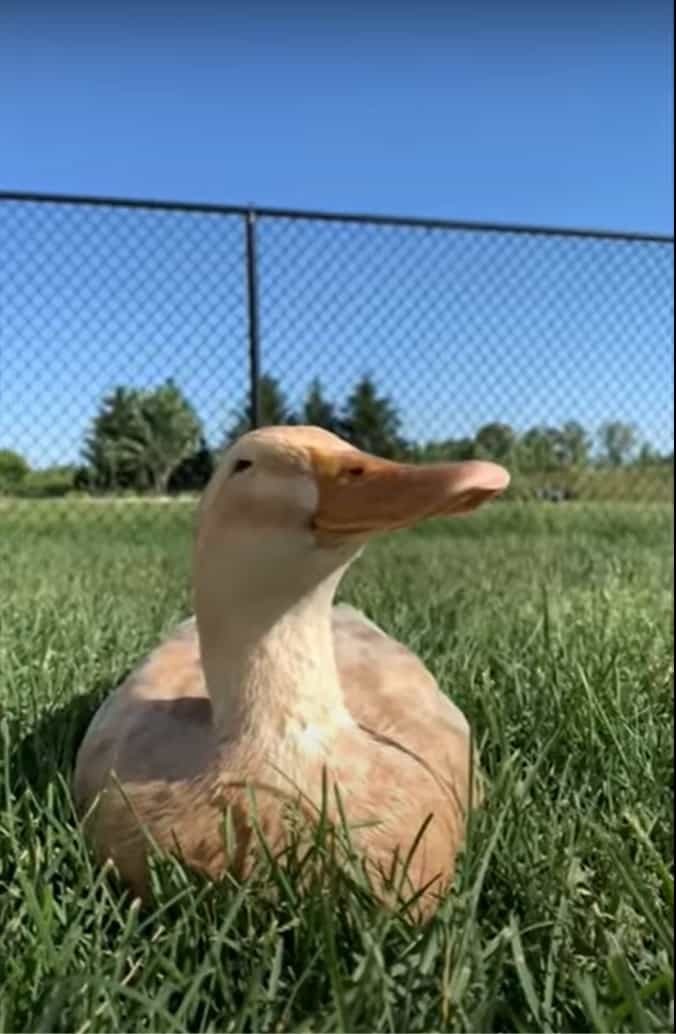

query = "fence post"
245;207;261;428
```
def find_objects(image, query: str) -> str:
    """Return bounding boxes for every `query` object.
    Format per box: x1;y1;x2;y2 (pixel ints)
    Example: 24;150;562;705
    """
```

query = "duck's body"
74;426;508;915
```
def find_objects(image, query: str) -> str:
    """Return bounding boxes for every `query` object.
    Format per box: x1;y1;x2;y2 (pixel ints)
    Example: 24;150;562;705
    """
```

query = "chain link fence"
1;192;673;525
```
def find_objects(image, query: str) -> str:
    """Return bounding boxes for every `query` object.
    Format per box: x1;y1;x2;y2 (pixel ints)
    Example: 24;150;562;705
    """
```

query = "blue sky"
1;1;673;465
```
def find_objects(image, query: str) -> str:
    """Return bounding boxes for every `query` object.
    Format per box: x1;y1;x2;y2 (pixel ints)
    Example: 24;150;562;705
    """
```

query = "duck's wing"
73;617;211;813
72;618;231;899
331;604;478;807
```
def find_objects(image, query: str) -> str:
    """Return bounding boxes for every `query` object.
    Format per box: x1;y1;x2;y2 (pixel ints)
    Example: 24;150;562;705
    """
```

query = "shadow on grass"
8;681;113;799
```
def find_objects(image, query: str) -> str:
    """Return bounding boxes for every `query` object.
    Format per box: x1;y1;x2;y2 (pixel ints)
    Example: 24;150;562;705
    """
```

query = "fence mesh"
1;195;673;527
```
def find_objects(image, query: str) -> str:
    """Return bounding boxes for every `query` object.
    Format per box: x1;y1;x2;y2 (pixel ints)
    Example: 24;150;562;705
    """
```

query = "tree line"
0;374;672;497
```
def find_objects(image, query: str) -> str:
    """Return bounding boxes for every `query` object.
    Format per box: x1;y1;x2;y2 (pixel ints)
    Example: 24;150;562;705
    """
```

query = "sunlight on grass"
0;501;672;1032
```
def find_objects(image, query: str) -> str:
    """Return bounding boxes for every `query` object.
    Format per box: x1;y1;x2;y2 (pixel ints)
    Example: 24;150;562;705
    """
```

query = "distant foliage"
0;449;30;491
410;437;476;463
301;378;341;434
474;422;516;463
339;375;405;458
2;373;669;499
225;374;296;443
168;437;215;493
14;466;76;498
83;380;202;493
598;421;638;467
558;420;592;467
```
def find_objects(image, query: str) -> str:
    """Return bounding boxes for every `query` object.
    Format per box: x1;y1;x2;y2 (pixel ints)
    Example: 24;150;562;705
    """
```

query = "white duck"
74;426;509;916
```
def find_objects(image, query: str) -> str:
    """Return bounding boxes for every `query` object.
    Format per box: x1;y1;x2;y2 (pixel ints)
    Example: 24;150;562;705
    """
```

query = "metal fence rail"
1;190;673;516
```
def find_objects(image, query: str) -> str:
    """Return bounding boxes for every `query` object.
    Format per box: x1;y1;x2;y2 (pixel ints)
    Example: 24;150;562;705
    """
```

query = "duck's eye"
347;465;365;478
231;459;253;476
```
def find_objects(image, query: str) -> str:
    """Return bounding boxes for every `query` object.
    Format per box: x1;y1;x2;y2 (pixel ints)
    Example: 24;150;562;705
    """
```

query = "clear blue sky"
1;1;673;466
2;1;673;231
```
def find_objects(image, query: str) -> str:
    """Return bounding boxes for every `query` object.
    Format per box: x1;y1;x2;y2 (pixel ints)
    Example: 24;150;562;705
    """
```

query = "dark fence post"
245;207;261;428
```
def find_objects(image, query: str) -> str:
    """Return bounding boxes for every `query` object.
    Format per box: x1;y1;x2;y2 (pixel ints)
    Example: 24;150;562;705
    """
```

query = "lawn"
0;500;672;1032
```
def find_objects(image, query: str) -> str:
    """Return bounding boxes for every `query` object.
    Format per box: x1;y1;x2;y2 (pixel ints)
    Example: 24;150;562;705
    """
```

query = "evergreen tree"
301;378;340;433
168;436;214;491
225;374;296;443
340;375;404;458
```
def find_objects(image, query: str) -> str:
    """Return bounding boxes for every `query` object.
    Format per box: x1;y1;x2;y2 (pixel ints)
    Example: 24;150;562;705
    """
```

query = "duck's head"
194;425;509;625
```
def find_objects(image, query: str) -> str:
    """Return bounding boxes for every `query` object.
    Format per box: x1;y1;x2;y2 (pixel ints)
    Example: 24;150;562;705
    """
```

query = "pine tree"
225;374;296;443
340;375;404;458
301;378;340;433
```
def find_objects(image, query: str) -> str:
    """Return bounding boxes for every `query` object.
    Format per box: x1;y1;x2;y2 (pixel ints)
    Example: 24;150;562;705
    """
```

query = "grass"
506;463;673;504
0;500;672;1032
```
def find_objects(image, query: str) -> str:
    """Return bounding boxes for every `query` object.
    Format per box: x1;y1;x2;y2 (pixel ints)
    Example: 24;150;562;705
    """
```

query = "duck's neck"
196;571;351;742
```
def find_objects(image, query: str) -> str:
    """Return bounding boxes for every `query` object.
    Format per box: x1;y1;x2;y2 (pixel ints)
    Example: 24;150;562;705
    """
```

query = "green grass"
505;463;673;503
0;500;672;1032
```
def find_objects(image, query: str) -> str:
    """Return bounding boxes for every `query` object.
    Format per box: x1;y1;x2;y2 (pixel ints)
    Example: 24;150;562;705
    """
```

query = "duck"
73;425;509;916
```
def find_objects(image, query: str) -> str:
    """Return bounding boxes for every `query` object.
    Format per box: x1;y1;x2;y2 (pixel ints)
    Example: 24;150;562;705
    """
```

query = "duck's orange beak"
311;448;510;543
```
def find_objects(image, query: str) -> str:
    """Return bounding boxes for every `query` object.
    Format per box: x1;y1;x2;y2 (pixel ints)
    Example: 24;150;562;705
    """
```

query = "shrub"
14;466;76;498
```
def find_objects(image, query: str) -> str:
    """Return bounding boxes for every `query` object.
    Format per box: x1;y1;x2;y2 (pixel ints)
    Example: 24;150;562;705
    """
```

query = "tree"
474;422;516;462
558;421;591;467
340;375;404;458
598;421;637;467
225;374;296;443
168;436;215;492
636;442;661;466
82;386;143;491
517;426;563;472
16;465;75;498
445;437;476;461
139;381;203;493
412;437;476;463
83;380;203;493
0;449;30;490
301;378;340;433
